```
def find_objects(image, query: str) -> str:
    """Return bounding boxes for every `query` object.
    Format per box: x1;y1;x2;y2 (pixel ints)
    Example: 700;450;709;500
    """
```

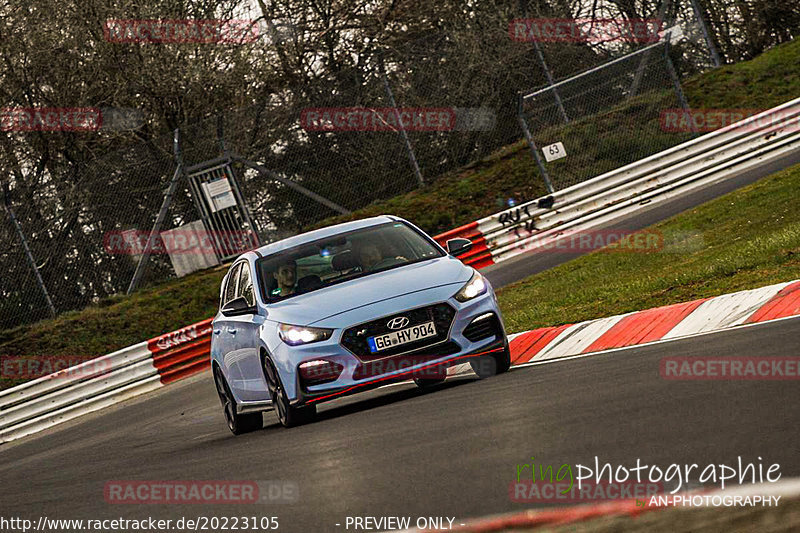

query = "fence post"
127;129;185;294
531;40;569;124
380;57;425;188
687;0;722;67
1;181;56;318
517;95;554;194
630;0;671;97
217;116;261;245
663;40;698;134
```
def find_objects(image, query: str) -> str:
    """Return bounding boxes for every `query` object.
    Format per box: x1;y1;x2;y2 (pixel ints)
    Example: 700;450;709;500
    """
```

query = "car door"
215;262;244;392
226;260;269;402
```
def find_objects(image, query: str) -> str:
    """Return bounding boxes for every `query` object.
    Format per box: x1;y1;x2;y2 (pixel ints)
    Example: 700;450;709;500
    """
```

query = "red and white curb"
446;279;800;376
387;477;800;532
3;280;799;443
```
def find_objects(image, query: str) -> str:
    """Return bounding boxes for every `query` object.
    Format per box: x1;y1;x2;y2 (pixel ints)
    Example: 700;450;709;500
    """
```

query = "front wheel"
413;366;447;388
470;341;511;379
213;366;263;435
264;358;316;428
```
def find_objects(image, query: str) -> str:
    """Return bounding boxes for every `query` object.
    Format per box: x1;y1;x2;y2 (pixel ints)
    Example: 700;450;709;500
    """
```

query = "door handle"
229;329;237;335
213;329;221;335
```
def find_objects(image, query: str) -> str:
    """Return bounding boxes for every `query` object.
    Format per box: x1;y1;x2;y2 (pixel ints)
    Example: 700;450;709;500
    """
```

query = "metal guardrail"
0;320;213;444
437;96;800;267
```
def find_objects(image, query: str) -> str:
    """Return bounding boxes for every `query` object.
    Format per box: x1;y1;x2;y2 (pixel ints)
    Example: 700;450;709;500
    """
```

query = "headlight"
278;323;333;346
454;271;487;302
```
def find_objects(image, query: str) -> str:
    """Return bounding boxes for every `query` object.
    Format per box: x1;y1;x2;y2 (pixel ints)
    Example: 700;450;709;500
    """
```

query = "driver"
355;243;406;271
273;258;297;297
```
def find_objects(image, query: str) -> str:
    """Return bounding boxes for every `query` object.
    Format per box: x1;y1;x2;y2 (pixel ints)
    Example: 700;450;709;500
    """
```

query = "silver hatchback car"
211;215;510;434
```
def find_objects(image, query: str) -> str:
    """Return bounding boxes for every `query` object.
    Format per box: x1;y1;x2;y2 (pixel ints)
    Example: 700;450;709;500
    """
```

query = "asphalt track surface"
2;152;799;531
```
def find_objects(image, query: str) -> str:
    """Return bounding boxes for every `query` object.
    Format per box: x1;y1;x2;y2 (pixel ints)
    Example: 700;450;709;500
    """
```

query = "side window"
237;263;255;307
223;263;241;308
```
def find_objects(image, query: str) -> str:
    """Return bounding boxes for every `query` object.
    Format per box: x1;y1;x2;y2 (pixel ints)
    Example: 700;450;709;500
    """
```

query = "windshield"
255;221;445;302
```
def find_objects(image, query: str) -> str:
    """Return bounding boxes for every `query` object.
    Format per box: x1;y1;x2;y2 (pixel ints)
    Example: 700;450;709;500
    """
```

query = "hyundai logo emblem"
387;316;410;330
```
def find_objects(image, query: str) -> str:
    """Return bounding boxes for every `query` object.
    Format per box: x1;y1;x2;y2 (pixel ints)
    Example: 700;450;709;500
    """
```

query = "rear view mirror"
446;238;472;256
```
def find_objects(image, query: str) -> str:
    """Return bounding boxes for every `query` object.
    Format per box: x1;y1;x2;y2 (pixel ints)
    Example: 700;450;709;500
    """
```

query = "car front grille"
463;313;502;342
341;303;456;361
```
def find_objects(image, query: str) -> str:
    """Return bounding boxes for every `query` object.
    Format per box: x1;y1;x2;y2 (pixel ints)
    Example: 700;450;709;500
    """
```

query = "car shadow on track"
181;377;481;450
295;377;479;426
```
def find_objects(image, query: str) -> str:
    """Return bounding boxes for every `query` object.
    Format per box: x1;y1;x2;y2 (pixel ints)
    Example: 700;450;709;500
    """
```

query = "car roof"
239;215;401;263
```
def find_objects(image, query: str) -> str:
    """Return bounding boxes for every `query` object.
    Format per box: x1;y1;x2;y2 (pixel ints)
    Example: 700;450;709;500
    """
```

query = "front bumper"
278;290;507;407
294;336;507;406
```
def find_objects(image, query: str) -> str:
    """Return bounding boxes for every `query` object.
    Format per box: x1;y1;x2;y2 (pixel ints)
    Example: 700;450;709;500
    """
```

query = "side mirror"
221;296;256;317
446;238;472;256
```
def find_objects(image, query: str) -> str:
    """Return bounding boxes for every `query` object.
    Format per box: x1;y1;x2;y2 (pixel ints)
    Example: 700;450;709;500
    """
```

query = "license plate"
367;321;436;353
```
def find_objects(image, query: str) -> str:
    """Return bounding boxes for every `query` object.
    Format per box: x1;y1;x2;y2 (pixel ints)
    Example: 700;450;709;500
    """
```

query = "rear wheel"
263;357;316;428
470;341;511;379
213;366;263;435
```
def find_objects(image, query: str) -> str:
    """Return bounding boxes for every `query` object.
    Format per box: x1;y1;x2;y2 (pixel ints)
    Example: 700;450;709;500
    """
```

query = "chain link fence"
518;40;698;192
1;14;719;331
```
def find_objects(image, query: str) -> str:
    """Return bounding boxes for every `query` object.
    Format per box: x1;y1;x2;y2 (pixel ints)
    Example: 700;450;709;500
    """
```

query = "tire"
470;340;511;379
213;366;263;435
263;358;316;428
413;366;447;388
413;376;447;388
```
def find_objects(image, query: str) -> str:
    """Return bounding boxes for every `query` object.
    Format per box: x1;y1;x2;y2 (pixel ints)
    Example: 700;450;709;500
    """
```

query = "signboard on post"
543;142;567;162
201;177;237;212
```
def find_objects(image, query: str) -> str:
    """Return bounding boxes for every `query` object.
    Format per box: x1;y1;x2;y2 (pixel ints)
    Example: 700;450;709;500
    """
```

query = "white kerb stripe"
535;314;627;361
663;281;791;339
